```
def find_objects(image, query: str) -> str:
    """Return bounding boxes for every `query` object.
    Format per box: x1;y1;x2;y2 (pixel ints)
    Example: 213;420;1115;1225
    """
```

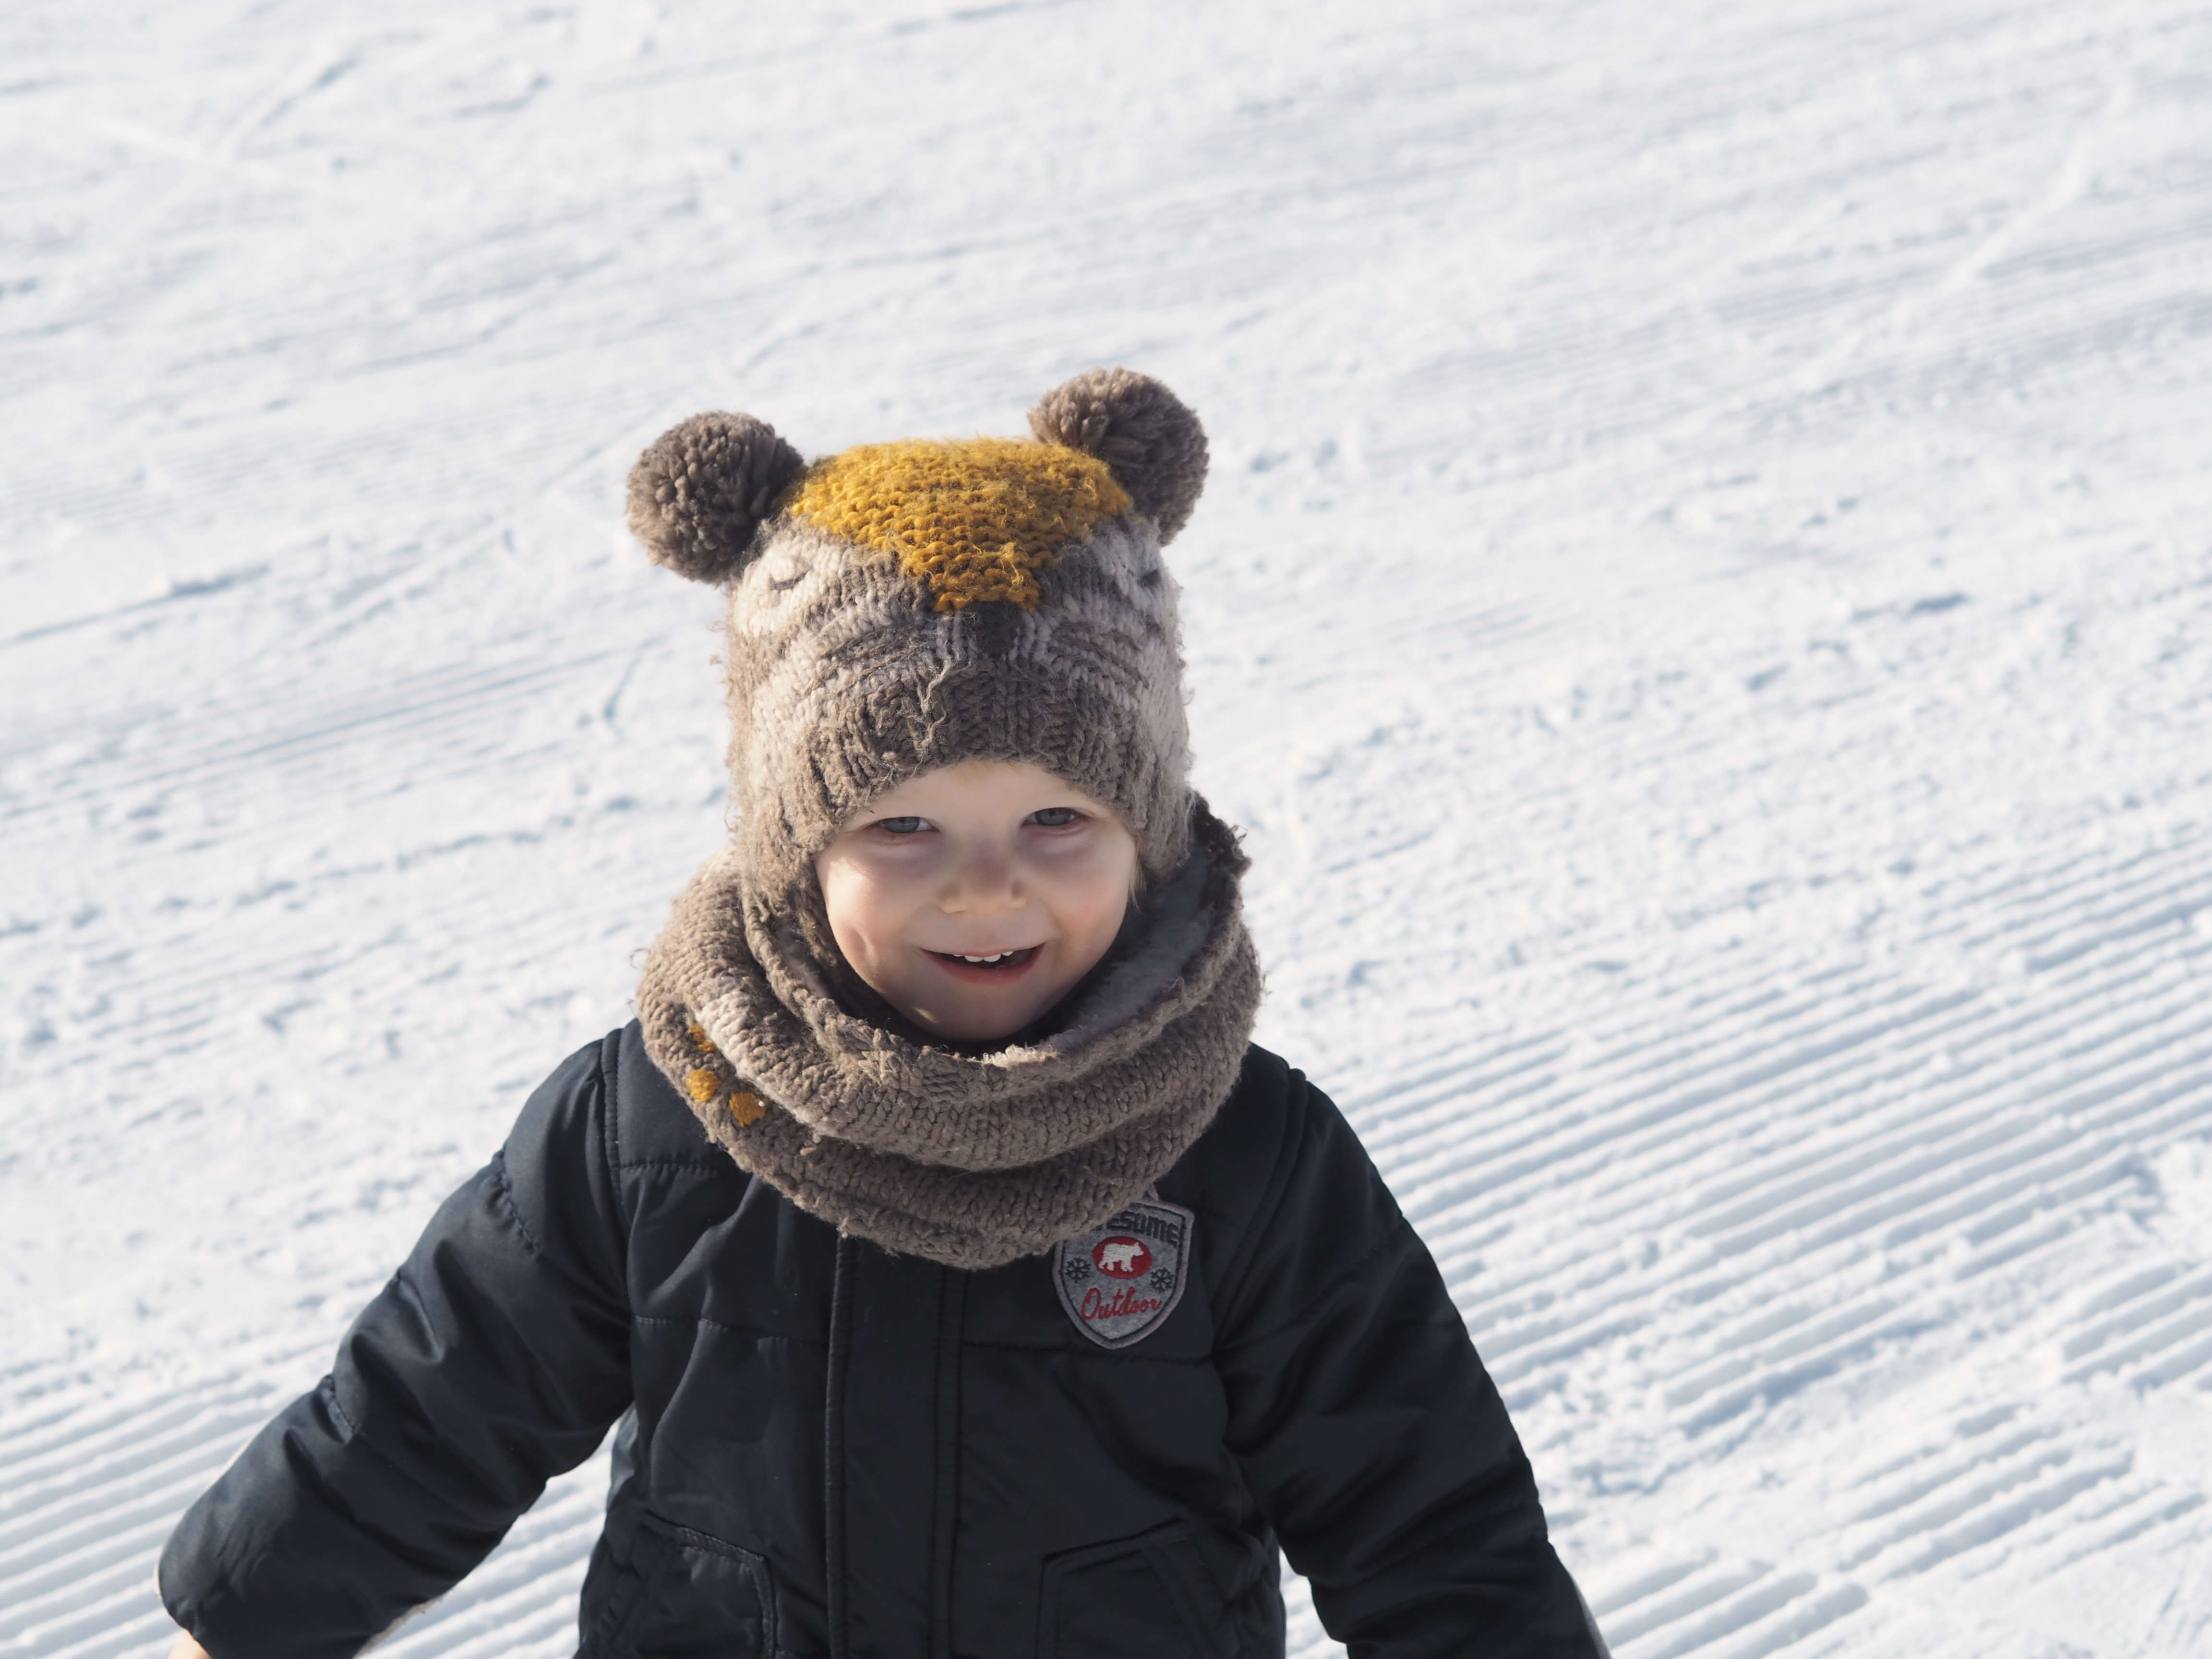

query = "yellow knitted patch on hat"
786;438;1130;612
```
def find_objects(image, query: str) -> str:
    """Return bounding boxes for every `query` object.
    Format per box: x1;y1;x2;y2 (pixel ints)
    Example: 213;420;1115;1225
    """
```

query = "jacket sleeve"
1214;1070;1609;1659
158;1035;636;1659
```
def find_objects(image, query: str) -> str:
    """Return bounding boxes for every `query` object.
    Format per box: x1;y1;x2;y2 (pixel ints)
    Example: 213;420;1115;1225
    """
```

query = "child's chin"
922;1001;1049;1043
911;982;1068;1043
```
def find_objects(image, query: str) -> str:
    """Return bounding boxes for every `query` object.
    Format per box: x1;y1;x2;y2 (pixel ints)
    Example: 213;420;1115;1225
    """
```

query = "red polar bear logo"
1093;1237;1153;1278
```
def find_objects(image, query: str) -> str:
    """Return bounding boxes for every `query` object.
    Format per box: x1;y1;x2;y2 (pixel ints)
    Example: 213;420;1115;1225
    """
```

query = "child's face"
815;761;1140;1042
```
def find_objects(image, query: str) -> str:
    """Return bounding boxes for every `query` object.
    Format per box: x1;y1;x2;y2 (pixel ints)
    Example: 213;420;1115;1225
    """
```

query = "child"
159;370;1610;1659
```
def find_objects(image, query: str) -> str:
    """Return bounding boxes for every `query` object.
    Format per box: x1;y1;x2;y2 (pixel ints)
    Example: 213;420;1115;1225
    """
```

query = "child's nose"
940;840;1022;913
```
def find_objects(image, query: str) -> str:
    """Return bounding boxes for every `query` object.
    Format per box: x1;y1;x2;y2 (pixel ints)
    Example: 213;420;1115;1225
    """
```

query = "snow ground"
5;0;2212;1653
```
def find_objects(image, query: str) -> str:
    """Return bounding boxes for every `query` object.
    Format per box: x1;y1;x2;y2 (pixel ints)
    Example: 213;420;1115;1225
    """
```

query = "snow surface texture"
5;0;2212;1653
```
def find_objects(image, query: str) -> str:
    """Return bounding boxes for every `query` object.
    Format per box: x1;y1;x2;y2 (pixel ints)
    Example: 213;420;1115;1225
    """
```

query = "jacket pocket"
1037;1521;1234;1659
588;1511;777;1659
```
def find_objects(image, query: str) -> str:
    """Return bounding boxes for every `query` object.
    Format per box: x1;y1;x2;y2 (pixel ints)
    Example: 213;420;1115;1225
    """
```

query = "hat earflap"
1028;368;1209;544
627;412;807;585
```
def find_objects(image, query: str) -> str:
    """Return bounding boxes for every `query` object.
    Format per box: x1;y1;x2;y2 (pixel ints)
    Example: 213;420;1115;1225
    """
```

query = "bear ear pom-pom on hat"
1024;366;1207;544
625;411;807;585
625;367;1209;586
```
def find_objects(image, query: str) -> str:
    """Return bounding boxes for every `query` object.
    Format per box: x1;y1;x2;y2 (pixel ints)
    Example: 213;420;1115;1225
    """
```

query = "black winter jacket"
160;1024;1607;1659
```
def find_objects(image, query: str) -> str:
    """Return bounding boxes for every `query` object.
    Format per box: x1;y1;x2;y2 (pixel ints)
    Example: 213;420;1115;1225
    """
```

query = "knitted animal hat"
626;368;1209;930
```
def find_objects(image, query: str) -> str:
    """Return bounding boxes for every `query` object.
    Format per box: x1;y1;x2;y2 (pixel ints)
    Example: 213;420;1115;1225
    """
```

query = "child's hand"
168;1636;211;1659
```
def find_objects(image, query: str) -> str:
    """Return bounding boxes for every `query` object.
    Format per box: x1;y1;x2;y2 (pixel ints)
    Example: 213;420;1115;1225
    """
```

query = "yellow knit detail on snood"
787;438;1130;611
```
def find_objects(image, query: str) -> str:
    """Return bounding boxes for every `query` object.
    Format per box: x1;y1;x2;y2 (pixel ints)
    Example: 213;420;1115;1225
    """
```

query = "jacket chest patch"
1052;1199;1195;1349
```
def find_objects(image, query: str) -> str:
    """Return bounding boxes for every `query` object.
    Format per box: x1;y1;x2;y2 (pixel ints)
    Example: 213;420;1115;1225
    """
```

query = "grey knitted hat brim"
637;802;1261;1269
723;512;1193;938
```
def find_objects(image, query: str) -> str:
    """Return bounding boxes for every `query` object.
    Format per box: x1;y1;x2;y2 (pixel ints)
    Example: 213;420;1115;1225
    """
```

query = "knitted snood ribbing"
636;802;1262;1269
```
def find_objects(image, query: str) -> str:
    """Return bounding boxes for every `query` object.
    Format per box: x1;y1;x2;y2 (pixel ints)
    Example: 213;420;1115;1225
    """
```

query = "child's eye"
876;816;928;834
1029;807;1080;828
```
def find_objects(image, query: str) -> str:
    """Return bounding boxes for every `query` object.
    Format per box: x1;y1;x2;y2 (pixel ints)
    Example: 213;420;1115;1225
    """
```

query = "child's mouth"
926;945;1042;984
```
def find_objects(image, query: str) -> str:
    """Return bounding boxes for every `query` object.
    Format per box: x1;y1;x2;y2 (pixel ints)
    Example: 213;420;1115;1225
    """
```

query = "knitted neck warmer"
637;801;1260;1269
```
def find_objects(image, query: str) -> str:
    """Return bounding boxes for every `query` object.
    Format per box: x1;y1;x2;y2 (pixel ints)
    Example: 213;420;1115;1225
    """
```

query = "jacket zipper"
825;1236;855;1659
927;1269;965;1659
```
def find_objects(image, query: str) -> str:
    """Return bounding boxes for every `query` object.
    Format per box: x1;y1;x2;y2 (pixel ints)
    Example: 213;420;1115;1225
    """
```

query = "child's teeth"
959;951;1012;963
